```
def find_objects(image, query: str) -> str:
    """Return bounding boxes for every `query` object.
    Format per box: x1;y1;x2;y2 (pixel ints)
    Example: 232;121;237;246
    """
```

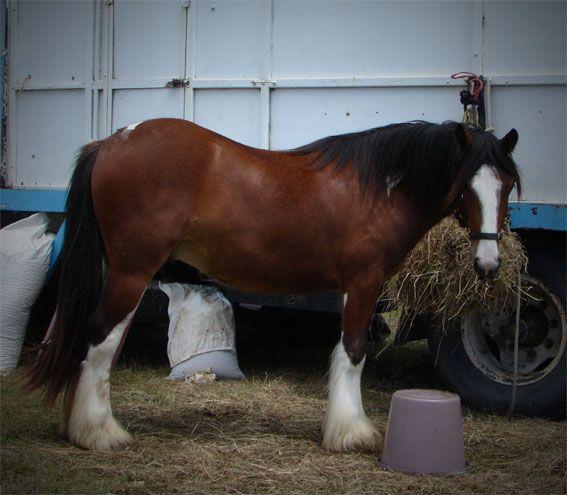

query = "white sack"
0;213;54;372
159;282;244;380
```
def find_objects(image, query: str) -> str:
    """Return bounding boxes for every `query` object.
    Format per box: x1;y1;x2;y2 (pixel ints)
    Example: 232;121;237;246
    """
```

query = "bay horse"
28;119;520;452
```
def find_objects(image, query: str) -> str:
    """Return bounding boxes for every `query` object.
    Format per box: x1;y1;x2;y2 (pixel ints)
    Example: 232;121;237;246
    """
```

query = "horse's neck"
385;194;452;272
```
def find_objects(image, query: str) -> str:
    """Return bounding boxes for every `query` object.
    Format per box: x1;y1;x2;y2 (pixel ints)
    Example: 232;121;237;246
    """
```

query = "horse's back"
91;118;317;228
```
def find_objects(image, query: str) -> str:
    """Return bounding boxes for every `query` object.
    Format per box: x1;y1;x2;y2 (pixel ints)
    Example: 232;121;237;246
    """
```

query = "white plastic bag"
0;213;55;372
159;283;244;380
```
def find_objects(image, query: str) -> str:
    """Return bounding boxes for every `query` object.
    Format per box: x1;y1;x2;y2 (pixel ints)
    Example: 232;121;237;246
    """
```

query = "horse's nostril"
474;257;482;270
474;257;485;278
488;264;500;279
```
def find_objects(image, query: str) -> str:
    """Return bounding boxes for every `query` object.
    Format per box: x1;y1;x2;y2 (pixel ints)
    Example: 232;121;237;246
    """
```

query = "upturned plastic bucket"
379;389;469;475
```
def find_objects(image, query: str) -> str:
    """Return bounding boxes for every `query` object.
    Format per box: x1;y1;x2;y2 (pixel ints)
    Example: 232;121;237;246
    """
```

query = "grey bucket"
379;389;469;475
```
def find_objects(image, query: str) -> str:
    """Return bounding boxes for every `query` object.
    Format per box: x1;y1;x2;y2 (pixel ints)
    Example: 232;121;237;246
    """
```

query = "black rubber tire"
428;231;566;419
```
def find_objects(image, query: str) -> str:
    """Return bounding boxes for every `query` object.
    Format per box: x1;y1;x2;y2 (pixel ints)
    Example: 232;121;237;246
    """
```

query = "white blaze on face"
471;164;502;271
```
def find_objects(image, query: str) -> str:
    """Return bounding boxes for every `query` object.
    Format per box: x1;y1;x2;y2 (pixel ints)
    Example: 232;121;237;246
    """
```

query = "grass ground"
1;311;565;495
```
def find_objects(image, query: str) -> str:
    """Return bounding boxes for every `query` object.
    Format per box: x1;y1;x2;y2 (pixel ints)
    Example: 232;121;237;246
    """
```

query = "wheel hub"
504;306;549;347
462;276;566;386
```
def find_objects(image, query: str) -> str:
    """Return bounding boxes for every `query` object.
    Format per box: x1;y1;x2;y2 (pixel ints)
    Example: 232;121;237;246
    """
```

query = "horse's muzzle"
474;256;501;280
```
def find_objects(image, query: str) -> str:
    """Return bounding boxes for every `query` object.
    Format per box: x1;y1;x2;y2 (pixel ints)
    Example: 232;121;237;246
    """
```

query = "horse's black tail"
27;141;104;404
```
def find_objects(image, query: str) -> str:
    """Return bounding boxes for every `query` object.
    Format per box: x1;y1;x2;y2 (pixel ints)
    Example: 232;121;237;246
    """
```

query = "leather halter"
469;231;502;241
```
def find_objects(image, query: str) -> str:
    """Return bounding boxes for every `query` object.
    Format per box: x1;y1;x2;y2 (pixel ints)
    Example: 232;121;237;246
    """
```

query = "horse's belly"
171;237;214;276
171;233;337;293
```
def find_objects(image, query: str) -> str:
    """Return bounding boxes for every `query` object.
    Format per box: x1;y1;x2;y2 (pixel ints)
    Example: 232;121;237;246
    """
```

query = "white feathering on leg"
322;334;382;451
66;310;135;451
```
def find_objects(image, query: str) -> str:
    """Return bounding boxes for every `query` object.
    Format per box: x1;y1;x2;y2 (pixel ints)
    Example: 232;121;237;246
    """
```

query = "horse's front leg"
322;276;383;452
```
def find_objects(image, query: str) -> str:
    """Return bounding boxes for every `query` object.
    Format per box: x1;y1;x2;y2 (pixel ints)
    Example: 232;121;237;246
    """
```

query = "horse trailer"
1;1;565;418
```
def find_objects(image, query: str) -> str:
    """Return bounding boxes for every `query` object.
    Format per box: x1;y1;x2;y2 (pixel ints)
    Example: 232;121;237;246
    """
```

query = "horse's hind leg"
63;268;151;451
322;275;383;452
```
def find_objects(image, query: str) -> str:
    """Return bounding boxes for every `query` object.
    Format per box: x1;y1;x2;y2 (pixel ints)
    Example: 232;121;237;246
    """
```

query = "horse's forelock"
443;130;522;212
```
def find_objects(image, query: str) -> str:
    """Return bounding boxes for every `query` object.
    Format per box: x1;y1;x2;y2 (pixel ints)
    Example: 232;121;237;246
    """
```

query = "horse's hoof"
68;417;133;452
322;417;382;452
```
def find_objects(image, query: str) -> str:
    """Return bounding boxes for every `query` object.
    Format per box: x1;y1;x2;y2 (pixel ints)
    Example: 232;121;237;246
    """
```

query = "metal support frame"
12;74;566;93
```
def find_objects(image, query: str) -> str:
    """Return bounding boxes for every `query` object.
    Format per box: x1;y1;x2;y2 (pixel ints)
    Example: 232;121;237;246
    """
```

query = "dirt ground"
1;310;565;495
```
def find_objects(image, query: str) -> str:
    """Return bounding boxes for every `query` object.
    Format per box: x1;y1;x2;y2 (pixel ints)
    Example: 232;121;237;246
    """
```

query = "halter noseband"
468;231;502;242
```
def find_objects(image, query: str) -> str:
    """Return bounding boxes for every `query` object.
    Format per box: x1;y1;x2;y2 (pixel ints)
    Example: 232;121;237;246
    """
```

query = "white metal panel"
484;1;567;76
5;0;566;206
16;1;92;85
194;0;264;79
194;90;261;147
272;0;475;78
491;85;566;204
271;87;463;149
15;90;85;187
112;89;184;132
113;0;186;79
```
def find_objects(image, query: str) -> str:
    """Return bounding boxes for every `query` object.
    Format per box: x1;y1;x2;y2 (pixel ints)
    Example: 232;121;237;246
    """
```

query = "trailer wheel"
428;274;566;418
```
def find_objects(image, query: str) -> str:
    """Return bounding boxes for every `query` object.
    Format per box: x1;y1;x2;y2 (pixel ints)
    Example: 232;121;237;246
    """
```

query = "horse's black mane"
291;121;521;212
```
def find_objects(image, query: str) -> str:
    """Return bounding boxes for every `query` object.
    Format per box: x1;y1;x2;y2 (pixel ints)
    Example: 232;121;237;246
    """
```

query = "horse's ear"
455;124;473;151
500;128;519;154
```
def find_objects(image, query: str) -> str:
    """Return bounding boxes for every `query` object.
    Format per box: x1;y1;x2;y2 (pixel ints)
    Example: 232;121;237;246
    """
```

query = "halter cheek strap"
469;232;502;241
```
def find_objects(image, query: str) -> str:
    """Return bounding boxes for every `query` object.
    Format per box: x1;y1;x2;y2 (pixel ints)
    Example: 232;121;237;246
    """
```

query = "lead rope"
507;269;522;419
453;72;519;413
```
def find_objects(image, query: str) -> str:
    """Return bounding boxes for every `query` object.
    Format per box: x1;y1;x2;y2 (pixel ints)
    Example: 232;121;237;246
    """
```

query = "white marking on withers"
471;164;502;271
65;309;136;451
322;334;381;451
126;121;142;131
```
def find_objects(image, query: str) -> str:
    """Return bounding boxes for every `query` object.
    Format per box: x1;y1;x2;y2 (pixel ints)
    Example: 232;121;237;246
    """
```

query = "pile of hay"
382;217;528;325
